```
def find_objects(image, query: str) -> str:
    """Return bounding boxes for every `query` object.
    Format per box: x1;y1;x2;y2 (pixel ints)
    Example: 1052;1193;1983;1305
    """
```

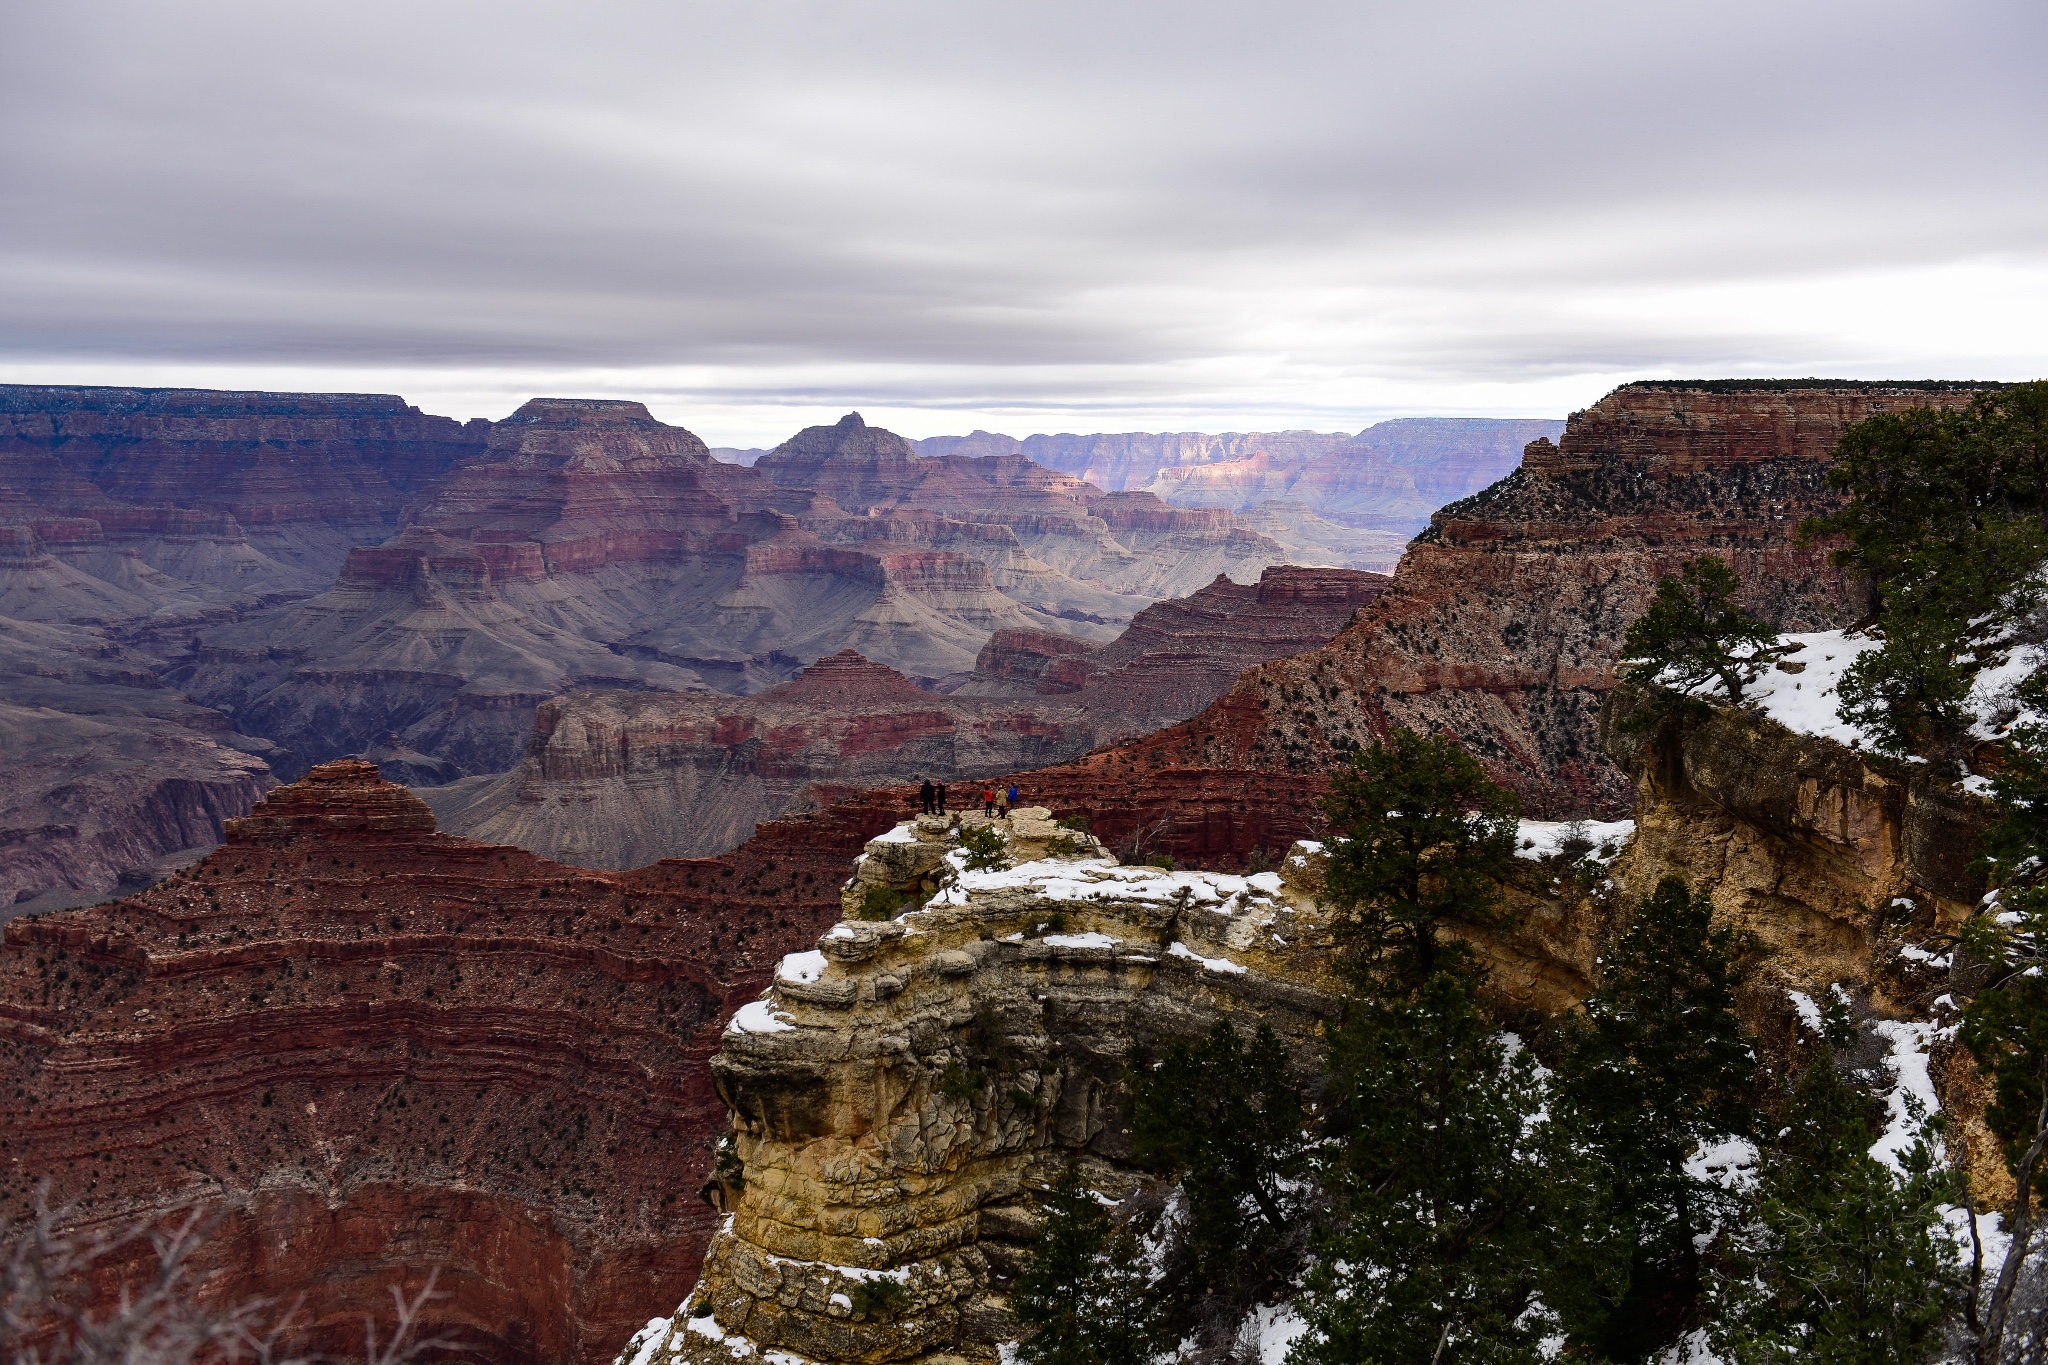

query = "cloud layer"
4;0;2044;441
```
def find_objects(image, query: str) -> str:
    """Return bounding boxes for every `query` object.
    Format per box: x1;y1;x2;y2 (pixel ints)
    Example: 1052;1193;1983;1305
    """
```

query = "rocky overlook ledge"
621;809;1346;1365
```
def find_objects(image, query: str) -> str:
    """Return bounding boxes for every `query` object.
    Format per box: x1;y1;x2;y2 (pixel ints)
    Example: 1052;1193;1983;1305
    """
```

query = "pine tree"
1709;1052;1960;1365
1130;1018;1307;1292
1801;381;2048;762
1546;876;1758;1360
1012;1164;1164;1365
1320;727;1520;991
1296;970;1595;1365
1957;710;2048;1360
1620;556;1779;705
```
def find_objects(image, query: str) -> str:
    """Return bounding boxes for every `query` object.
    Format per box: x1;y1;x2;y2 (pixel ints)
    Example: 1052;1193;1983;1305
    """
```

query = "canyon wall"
436;566;1387;869
0;761;914;1364
1036;381;1991;820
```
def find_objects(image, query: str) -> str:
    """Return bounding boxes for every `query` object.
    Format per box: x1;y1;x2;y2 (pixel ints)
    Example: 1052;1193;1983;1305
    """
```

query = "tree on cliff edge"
1620;556;1778;708
1012;1165;1163;1365
1320;727;1520;992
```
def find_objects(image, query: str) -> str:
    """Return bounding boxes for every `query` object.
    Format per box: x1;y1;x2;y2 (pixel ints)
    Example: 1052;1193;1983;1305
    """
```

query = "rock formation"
626;810;1349;1365
0;760;912;1364
167;406;1303;783
620;667;1999;1365
427;653;1092;868
0;385;487;624
427;567;1386;868
1033;381;1992;819
0;615;280;916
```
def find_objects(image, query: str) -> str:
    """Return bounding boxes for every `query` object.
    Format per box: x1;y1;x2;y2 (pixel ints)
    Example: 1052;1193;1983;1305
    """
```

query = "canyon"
623;669;1997;1365
0;760;911;1364
428;566;1386;868
0;377;2019;1365
4;390;1415;909
912;417;1561;533
1028;380;1994;822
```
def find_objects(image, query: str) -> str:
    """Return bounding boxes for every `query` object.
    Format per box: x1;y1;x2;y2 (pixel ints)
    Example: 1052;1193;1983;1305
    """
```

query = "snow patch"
1243;1301;1309;1365
1167;941;1246;975
776;950;828;985
1514;818;1635;862
871;824;920;844
1042;931;1119;949
1871;1019;1947;1172
729;1000;795;1035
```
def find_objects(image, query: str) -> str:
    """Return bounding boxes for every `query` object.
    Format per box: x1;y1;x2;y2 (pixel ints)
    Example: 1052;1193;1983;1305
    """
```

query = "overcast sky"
3;1;2044;445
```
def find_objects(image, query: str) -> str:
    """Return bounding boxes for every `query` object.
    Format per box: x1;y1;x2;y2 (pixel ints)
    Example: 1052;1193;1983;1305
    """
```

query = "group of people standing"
919;777;1020;818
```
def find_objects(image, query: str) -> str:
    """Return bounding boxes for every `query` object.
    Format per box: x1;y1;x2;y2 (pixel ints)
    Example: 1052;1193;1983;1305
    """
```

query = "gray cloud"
2;0;2044;436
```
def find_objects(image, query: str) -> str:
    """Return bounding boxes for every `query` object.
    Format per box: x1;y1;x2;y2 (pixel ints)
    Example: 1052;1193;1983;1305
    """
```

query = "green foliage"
1801;382;2048;761
1057;815;1091;832
1620;556;1778;706
1298;969;1596;1365
958;822;1011;871
1046;833;1086;857
1147;853;1175;871
1130;1019;1307;1290
1546;877;1758;1359
1012;1165;1165;1365
1321;727;1520;990
857;884;914;921
847;1278;910;1321
936;1061;981;1102
1709;1052;1960;1364
1961;711;2048;1184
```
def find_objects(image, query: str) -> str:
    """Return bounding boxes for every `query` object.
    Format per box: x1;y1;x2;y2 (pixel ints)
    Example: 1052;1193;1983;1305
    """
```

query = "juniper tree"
1709;1051;1960;1365
1545;877;1758;1361
1320;727;1520;990
1130;1018;1308;1293
1012;1165;1164;1365
1297;969;1597;1365
1297;734;1599;1365
1958;711;2048;1361
1619;556;1778;706
1803;382;2048;762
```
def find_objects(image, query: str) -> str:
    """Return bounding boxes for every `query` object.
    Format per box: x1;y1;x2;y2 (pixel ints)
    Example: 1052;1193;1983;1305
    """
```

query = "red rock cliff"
0;761;909;1364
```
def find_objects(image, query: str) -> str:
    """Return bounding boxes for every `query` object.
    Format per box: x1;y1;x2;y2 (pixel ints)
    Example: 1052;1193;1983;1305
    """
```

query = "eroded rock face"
1601;684;1992;1000
627;811;1346;1365
1041;381;1992;819
429;653;1095;868
0;385;487;621
0;760;910;1364
435;568;1388;869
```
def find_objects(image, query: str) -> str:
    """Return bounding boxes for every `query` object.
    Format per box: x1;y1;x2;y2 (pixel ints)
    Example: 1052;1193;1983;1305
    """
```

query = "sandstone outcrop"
1035;381;1993;819
0;760;913;1364
624;811;1348;1365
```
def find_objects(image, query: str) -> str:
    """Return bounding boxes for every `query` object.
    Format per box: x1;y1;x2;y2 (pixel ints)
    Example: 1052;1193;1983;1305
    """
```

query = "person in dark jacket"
936;782;948;814
919;778;935;815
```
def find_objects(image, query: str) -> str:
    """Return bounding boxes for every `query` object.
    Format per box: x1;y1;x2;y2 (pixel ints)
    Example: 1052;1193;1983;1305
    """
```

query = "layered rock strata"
625;811;1348;1365
0;385;487;623
1036;381;1993;818
431;567;1386;868
0;761;910;1364
172;406;1303;781
429;653;1093;868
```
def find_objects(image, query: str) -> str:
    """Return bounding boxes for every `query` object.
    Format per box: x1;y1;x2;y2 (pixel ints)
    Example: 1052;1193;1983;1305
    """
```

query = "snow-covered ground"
1514;818;1635;862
